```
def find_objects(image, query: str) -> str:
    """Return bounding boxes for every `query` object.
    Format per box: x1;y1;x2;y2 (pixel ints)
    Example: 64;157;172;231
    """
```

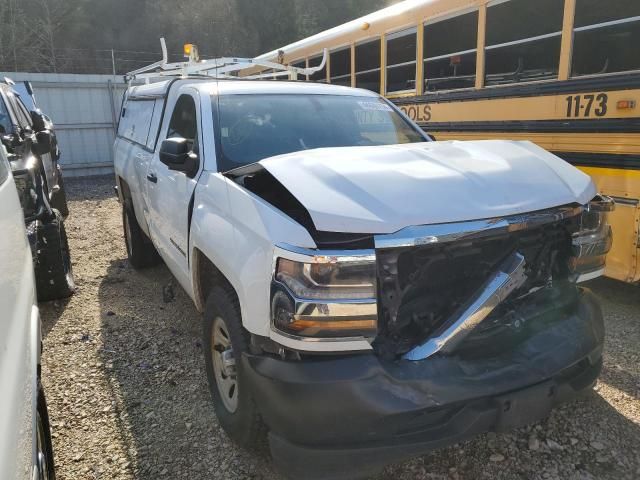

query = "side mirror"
31;110;47;132
1;133;19;151
159;137;199;176
33;130;52;155
0;132;15;152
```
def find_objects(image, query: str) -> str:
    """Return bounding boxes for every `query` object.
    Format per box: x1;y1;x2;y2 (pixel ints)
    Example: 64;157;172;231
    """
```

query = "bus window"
309;54;327;82
260;68;278;81
424;10;478;92
355;39;381;93
291;60;306;80
330;47;351;86
572;0;640;77
485;0;563;86
386;27;417;94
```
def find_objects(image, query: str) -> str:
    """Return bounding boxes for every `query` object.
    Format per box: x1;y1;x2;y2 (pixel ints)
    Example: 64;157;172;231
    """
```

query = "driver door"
147;89;202;289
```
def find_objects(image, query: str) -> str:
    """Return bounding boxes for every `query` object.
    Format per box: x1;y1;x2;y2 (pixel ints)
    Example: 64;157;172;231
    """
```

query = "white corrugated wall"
2;72;127;177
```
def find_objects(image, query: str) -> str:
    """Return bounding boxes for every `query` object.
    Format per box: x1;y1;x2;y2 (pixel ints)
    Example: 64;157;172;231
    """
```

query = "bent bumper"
243;288;604;480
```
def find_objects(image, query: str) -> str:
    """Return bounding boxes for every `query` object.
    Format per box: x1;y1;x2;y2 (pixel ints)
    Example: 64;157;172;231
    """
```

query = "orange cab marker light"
617;100;636;110
184;44;193;57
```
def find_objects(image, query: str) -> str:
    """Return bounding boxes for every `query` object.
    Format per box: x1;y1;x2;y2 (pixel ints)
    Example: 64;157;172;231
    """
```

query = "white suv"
0;145;55;480
114;79;612;479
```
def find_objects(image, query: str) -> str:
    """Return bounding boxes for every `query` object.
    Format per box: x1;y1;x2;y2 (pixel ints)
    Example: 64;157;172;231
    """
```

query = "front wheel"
36;383;56;480
203;287;266;448
50;165;69;219
36;209;75;302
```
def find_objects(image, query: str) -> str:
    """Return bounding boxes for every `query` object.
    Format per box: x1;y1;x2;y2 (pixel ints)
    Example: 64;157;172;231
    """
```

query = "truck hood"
258;140;596;235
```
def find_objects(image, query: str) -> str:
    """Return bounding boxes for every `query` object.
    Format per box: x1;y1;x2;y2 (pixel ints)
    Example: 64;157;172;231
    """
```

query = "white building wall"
2;72;128;177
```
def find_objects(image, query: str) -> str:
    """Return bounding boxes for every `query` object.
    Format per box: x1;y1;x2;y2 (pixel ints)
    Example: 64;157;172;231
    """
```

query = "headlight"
272;253;378;339
570;195;614;282
276;256;376;300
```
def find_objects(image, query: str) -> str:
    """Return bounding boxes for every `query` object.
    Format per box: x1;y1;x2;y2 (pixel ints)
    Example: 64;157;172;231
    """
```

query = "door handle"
136;152;150;160
147;173;158;183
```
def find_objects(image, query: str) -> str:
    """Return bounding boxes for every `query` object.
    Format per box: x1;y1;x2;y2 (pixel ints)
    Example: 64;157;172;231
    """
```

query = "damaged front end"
228;162;612;358
374;197;614;360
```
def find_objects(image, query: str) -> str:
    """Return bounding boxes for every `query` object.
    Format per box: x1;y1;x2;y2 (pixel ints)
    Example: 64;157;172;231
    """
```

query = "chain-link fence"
0;47;214;75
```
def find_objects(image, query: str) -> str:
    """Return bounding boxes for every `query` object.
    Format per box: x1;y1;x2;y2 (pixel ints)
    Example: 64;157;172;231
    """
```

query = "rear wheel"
36;383;56;480
36;209;75;302
122;203;159;269
203;287;266;448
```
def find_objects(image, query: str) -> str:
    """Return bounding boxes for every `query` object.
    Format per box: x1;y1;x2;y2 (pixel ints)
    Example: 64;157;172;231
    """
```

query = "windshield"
215;94;426;171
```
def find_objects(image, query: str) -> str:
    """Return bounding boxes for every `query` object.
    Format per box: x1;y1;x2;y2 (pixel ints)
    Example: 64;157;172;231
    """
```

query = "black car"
1;78;74;301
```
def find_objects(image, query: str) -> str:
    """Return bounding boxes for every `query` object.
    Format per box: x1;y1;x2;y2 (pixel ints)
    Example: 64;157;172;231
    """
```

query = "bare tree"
0;0;399;74
24;0;81;72
0;0;29;71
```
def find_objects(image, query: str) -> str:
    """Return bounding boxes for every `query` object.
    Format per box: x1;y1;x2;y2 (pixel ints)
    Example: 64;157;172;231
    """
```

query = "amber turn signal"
616;100;636;110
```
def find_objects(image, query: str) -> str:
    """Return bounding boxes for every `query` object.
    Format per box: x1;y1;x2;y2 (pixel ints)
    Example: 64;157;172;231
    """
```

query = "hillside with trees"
0;0;397;73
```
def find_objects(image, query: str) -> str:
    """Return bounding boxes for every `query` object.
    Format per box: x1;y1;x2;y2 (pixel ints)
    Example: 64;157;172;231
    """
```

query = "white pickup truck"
114;78;613;479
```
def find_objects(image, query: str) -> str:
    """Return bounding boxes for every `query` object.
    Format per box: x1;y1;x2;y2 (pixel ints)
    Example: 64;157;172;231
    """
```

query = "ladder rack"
126;38;327;84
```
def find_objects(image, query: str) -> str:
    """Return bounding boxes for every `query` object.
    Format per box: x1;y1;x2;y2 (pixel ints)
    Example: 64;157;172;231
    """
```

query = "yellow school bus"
253;0;640;283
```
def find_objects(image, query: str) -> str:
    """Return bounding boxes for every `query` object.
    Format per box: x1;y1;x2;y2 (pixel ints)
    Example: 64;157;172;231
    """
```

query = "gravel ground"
40;175;639;480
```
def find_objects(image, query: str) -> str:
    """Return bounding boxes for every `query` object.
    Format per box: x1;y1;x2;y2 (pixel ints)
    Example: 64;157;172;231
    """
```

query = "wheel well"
193;249;240;314
117;176;131;206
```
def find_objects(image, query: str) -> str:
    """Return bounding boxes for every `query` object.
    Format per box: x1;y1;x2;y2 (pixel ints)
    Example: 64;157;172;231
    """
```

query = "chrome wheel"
36;409;52;480
211;316;238;413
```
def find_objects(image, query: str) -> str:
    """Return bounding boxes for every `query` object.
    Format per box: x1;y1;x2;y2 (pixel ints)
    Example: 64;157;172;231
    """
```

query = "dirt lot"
40;175;639;480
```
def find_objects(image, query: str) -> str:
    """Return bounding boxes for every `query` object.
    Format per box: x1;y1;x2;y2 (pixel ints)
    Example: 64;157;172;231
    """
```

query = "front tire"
122;203;159;269
50;165;69;219
36;383;56;480
36;209;75;302
203;287;266;448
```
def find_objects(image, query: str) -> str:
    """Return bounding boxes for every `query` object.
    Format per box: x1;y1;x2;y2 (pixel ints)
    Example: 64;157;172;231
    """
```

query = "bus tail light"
570;195;615;282
616;100;636;110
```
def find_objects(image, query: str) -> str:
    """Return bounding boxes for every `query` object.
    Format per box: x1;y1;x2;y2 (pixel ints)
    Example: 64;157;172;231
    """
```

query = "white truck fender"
189;171;316;336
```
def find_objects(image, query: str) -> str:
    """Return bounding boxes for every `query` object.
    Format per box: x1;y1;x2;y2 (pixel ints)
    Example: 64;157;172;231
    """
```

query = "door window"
485;0;564;85
6;92;31;129
0;98;12;135
14;95;33;126
330;47;351;86
166;94;198;151
386;28;417;93
355;39;381;93
424;11;478;91
572;0;640;76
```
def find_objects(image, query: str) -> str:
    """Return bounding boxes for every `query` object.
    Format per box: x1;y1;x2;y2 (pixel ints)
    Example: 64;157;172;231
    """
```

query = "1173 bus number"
565;93;608;118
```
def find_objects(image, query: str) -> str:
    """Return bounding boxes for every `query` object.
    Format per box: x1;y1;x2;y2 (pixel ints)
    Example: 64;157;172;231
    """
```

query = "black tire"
122;202;160;269
36;209;75;302
203;287;267;448
36;382;56;480
50;165;69;219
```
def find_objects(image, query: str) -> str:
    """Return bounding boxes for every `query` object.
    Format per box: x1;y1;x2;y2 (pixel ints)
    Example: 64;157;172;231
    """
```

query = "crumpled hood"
259;140;596;234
